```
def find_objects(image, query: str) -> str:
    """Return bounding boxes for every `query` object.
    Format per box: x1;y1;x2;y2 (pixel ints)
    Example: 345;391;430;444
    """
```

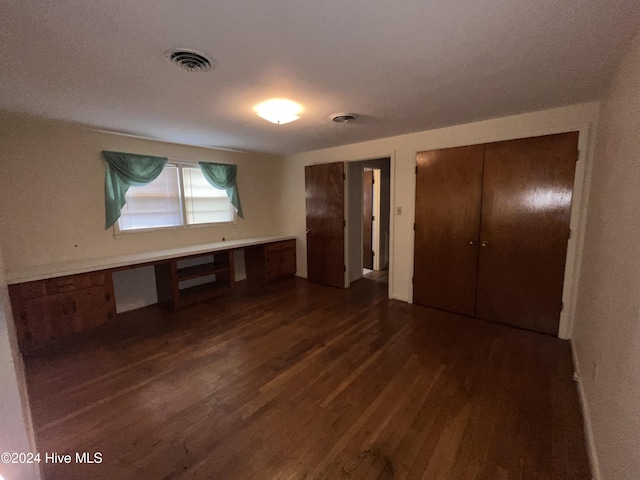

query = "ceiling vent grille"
165;49;215;73
330;113;357;123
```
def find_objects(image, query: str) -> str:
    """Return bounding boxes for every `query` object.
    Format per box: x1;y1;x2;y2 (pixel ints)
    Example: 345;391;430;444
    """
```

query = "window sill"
113;221;236;237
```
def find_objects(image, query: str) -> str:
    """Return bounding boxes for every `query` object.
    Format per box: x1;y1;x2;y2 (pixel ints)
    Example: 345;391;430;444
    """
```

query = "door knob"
481;240;489;247
469;240;476;245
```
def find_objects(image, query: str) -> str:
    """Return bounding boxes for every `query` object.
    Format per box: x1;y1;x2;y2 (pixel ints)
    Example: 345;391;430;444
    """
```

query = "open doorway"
362;168;388;282
347;158;391;286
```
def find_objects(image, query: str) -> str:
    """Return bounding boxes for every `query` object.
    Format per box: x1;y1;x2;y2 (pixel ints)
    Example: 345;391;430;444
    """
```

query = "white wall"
0;246;41;480
280;102;599;338
572;30;640;480
0;114;286;310
0;114;285;275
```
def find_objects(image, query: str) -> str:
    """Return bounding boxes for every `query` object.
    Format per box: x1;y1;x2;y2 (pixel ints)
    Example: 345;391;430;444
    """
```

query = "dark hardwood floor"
24;277;590;479
363;268;389;283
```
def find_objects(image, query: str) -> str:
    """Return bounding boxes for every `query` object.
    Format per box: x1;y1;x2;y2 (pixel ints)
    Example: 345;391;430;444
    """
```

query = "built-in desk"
7;236;296;352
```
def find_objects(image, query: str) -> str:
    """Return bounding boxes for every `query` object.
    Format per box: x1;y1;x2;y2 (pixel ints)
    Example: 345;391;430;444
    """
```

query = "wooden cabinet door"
73;286;114;330
19;296;71;343
10;273;116;349
476;132;578;334
363;170;374;270
271;250;296;278
413;145;484;315
267;251;295;278
19;287;113;343
266;253;281;278
245;241;296;282
280;250;296;277
305;162;345;288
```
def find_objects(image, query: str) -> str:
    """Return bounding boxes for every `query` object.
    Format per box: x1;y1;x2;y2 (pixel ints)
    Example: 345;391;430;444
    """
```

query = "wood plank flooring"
24;277;590;480
363;268;389;283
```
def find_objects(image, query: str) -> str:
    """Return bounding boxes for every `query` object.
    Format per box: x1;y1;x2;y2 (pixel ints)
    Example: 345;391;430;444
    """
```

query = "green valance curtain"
103;151;167;229
199;162;244;219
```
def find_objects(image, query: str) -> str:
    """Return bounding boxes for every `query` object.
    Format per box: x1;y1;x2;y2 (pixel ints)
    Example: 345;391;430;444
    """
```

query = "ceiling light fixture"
254;99;303;125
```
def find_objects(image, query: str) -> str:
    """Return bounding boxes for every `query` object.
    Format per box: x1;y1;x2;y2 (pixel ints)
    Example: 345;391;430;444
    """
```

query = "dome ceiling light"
254;99;303;125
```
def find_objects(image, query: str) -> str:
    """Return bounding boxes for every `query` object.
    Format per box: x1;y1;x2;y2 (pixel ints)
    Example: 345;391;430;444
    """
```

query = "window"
182;167;235;225
117;164;235;233
118;165;182;231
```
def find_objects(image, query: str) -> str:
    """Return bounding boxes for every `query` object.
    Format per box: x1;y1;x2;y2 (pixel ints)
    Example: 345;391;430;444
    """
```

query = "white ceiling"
2;1;640;155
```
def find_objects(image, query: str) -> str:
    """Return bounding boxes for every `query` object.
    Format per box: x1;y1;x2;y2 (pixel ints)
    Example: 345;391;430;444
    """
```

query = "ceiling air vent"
330;113;357;123
165;49;215;73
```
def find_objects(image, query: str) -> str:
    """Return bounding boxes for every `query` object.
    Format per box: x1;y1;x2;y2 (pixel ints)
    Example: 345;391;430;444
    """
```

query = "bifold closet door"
413;145;484;316
476;132;578;334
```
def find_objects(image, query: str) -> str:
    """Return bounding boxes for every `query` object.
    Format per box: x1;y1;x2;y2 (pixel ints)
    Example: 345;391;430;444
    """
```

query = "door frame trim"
344;156;394;298
372;169;382;271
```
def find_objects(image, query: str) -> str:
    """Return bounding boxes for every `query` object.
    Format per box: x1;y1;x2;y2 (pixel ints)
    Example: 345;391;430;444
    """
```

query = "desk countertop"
6;235;297;285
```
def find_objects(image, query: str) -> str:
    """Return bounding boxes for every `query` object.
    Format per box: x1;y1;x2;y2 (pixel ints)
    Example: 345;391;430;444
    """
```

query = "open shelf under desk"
176;263;230;281
154;250;235;310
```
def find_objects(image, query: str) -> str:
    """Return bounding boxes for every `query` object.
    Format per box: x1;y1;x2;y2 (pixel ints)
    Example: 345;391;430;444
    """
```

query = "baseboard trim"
570;340;603;480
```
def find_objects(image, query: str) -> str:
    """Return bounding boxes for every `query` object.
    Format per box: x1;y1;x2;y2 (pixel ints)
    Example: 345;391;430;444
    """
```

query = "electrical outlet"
396;206;403;215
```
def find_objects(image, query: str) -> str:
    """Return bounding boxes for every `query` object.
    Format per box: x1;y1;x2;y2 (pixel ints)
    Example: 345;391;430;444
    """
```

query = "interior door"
363;170;374;270
476;132;578;334
305;162;345;288
413;145;484;315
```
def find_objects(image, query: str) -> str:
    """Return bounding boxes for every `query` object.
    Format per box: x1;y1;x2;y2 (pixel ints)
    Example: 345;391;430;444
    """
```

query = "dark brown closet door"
305;162;345;288
413;145;484;315
476;132;578;334
363;170;374;270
